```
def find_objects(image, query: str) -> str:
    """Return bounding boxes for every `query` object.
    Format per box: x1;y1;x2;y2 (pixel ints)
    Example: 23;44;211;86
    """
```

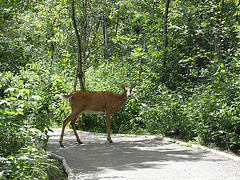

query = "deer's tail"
54;94;71;101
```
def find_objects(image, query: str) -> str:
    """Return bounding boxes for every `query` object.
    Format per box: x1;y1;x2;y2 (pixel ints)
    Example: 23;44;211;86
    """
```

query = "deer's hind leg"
70;115;82;144
59;112;80;147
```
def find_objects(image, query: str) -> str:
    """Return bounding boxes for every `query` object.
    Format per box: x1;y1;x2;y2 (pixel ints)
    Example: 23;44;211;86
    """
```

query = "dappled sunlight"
47;129;240;179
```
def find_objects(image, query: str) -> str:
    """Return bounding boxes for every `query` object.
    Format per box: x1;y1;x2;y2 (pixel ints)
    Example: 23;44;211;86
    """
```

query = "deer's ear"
131;82;136;89
120;83;125;89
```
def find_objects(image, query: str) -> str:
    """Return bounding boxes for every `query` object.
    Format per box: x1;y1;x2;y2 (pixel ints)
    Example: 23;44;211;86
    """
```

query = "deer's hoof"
59;142;64;147
108;139;113;143
77;140;83;144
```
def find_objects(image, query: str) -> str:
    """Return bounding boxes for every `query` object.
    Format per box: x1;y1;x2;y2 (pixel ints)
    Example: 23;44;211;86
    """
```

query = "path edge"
51;152;75;180
163;137;240;161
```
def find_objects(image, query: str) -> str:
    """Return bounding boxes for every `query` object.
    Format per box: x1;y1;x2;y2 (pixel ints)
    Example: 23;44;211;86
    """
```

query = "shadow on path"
47;129;240;180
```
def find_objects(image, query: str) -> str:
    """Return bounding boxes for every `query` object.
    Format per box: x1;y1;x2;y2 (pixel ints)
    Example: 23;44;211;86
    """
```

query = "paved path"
47;128;240;180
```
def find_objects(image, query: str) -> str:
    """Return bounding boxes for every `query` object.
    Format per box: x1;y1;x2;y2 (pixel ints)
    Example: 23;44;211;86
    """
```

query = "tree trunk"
215;0;223;62
103;11;110;60
72;0;84;91
163;0;170;66
81;0;87;87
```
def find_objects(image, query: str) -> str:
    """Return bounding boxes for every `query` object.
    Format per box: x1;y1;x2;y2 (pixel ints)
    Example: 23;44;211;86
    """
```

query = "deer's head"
120;83;136;98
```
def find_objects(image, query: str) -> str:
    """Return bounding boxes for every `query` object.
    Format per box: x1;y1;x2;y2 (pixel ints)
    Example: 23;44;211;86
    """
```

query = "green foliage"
0;94;50;179
0;62;72;178
82;60;240;153
0;145;49;180
188;79;240;151
0;3;240;179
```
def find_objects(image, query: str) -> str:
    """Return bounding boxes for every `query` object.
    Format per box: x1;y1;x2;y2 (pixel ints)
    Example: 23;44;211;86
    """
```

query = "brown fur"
57;83;136;147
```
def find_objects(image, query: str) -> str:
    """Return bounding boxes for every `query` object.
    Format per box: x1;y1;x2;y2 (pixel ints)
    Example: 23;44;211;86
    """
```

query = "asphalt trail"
47;128;240;180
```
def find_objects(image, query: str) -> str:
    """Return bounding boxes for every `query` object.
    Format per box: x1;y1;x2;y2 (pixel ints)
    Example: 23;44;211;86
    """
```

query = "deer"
55;83;136;147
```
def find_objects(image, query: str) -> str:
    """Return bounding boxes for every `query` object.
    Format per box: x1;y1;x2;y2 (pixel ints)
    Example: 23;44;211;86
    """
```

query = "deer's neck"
119;92;127;104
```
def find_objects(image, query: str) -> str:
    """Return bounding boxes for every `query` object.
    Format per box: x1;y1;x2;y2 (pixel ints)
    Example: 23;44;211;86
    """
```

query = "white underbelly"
82;110;105;114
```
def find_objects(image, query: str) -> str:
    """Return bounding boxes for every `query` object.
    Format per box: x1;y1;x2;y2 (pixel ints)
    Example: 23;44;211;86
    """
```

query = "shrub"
0;62;72;179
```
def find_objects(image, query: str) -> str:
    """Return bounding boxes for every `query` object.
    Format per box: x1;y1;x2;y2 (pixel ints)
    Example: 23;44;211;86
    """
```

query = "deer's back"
68;91;125;113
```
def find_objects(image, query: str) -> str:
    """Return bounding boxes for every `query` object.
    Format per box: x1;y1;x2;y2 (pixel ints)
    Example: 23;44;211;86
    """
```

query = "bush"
71;61;240;154
0;85;49;179
0;145;49;180
191;80;240;152
0;62;73;179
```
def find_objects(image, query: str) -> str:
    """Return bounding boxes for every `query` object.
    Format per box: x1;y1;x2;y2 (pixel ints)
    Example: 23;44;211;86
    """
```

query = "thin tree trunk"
72;0;84;91
215;0;223;62
163;0;170;66
103;11;110;60
81;0;87;86
213;0;226;78
86;17;100;61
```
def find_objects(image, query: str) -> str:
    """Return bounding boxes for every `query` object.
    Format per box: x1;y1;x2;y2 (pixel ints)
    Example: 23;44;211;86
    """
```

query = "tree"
163;0;170;66
72;0;86;91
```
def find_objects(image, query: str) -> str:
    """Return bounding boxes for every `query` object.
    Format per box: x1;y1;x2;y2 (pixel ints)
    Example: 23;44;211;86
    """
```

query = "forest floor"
47;128;240;180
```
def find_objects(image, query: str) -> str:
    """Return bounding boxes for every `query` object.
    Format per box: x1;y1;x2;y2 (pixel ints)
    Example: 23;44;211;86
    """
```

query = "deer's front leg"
105;110;113;143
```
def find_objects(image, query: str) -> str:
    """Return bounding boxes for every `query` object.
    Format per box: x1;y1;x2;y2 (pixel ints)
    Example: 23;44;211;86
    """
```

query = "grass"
46;156;68;180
